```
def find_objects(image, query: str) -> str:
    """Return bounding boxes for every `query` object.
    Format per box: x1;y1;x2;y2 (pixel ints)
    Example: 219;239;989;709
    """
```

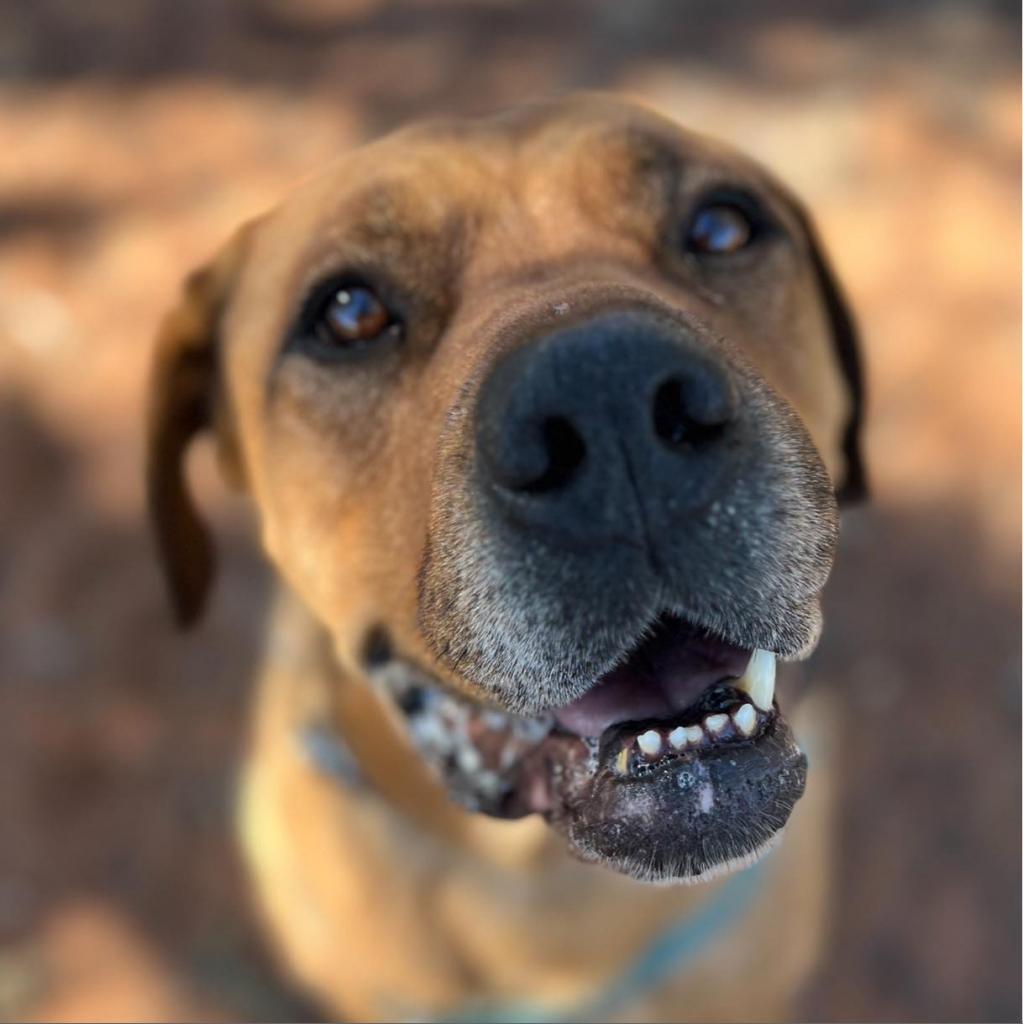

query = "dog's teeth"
456;746;482;774
704;713;729;735
616;747;631;776
668;726;688;750
738;648;776;712
733;703;757;737
637;729;663;757
684;725;705;745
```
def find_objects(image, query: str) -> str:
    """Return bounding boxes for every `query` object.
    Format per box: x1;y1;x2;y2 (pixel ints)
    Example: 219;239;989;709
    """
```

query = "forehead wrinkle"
337;178;470;270
489;123;684;267
589;124;683;188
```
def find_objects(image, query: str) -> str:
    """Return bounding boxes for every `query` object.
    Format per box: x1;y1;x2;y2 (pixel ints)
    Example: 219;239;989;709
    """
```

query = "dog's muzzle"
412;305;837;882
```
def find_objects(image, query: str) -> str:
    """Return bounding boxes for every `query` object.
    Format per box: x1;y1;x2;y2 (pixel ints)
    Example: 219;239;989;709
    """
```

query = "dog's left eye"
685;200;756;255
313;284;399;348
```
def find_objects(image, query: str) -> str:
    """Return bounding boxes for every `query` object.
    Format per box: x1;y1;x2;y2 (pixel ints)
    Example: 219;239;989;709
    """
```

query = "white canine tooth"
668;726;688;750
739;649;776;712
684;725;705;745
704;713;729;735
616;747;631;776
733;703;757;737
637;729;662;757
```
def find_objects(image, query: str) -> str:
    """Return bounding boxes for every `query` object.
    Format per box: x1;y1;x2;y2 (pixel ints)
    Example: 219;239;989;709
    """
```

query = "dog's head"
148;94;865;883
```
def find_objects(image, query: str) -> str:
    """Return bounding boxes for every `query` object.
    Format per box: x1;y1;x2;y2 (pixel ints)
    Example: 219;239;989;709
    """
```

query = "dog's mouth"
377;613;807;883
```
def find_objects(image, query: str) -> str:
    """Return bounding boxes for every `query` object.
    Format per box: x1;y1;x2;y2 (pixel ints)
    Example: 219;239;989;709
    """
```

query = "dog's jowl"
147;94;864;1022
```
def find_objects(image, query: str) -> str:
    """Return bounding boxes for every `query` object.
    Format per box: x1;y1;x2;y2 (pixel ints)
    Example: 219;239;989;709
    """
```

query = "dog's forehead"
269;96;778;250
384;93;764;177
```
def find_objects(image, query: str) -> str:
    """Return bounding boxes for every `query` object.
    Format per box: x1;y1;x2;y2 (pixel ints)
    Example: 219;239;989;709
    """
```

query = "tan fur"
147;94;860;1021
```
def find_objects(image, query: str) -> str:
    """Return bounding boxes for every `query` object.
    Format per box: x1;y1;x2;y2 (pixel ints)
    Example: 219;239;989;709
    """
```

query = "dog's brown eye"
315;285;396;347
686;203;754;255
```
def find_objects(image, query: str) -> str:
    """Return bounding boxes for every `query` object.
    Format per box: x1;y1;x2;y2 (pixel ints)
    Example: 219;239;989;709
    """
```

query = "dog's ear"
146;223;254;627
787;200;868;505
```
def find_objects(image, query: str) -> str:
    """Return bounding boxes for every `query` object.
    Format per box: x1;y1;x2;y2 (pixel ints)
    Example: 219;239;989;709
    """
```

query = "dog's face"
148;94;865;883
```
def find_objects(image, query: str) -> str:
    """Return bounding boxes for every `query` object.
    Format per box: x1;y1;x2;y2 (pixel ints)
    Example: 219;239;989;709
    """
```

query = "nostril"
653;377;732;450
519;416;587;494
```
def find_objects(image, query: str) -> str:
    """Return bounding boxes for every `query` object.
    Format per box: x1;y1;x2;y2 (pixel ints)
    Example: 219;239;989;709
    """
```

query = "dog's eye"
313;285;398;348
685;202;755;255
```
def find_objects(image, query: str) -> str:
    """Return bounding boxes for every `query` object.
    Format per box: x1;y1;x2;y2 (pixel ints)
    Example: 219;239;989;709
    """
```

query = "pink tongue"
552;622;751;738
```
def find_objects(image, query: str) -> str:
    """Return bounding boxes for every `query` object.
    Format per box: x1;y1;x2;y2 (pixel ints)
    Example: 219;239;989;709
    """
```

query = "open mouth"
377;613;807;883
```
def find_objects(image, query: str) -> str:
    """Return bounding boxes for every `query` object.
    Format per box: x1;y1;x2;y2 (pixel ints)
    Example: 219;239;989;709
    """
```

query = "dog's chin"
378;613;808;884
524;705;806;884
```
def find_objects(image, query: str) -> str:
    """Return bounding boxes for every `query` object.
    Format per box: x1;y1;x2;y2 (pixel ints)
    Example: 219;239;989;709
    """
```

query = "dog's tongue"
552;619;751;737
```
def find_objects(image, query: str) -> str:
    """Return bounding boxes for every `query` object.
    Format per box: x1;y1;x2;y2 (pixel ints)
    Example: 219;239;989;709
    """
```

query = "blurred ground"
0;1;1018;1021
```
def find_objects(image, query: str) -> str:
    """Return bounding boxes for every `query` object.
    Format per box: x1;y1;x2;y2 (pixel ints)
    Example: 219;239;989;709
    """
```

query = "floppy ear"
146;224;254;627
786;200;868;504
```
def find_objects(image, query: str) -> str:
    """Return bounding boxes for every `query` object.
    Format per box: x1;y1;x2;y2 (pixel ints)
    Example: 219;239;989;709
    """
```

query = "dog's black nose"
475;311;741;544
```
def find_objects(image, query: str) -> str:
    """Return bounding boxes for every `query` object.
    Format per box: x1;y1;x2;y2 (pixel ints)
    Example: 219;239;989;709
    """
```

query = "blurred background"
0;1;1018;1021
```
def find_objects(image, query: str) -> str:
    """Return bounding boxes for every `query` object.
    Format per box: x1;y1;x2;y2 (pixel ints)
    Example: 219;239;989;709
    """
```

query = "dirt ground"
0;2;1019;1021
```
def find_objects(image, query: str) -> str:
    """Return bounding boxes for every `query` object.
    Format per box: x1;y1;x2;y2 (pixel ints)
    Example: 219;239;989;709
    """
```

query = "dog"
146;93;865;1022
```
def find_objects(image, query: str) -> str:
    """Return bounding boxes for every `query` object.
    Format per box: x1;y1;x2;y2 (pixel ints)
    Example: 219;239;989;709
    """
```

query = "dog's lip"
532;703;808;883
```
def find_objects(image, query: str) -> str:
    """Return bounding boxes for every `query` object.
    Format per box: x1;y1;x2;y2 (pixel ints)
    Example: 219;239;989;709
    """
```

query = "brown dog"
147;94;865;1022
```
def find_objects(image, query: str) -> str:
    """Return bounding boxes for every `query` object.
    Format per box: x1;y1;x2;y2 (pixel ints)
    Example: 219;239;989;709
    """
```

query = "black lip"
546;709;808;882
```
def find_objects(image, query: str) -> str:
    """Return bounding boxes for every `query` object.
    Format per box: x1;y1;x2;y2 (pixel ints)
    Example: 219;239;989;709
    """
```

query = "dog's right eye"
292;279;403;358
686;204;752;255
682;189;774;259
313;284;400;348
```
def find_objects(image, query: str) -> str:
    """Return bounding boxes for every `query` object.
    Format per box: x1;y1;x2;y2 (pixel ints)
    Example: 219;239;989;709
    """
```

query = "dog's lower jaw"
539;711;807;885
366;618;809;886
